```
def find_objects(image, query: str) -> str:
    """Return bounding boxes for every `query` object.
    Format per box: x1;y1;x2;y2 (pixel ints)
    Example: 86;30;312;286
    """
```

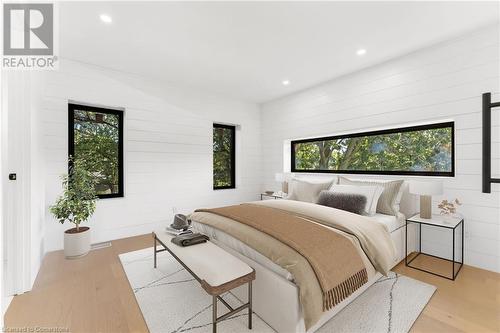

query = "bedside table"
405;214;464;280
260;193;285;200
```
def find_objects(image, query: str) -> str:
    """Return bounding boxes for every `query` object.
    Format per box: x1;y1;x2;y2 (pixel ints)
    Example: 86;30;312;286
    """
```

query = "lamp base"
282;181;288;194
419;195;432;219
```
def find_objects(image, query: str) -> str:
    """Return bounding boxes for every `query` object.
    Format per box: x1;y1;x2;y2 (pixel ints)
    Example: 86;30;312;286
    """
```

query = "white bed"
373;213;405;233
191;181;418;333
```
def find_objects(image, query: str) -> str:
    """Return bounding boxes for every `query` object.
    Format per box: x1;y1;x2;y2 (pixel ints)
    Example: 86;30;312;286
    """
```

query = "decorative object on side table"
275;172;292;195
438;198;462;223
405;214;464;280
50;157;98;259
409;181;443;219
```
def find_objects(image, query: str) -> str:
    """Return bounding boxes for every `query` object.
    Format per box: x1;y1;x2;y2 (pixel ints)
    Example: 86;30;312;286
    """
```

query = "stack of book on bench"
165;226;193;236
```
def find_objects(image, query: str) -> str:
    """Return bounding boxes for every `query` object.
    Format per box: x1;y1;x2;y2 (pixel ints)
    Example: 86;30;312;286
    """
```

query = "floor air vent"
91;241;112;250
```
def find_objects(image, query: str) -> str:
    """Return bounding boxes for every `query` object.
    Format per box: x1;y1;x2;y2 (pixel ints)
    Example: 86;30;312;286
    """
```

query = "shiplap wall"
261;25;500;272
2;71;45;293
41;59;262;252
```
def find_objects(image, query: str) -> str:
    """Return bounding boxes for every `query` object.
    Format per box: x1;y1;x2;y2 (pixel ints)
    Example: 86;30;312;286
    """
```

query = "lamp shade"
275;173;284;182
409;181;443;196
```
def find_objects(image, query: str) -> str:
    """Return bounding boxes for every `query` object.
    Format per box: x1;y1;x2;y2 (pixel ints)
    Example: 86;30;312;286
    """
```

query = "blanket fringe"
323;268;368;311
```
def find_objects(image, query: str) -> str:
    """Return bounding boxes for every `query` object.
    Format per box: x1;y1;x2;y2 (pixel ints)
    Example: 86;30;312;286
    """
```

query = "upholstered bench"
153;230;255;333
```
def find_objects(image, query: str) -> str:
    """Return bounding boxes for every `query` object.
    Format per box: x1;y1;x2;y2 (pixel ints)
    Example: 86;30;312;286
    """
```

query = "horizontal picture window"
291;122;454;177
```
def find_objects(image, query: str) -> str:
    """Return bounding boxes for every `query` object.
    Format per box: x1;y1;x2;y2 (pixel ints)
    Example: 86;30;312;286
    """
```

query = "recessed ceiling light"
100;14;112;23
282;80;290;86
356;49;367;56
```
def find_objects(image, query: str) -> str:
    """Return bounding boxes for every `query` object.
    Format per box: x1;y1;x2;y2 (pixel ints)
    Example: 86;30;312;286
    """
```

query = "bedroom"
1;1;499;332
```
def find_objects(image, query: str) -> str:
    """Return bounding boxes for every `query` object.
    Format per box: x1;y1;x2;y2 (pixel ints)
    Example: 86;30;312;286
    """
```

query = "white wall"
40;59;262;252
29;74;46;286
1;71;45;295
1;64;4;323
261;25;500;272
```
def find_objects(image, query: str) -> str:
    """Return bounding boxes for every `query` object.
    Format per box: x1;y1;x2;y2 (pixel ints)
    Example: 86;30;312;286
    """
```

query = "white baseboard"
90;220;167;246
45;220;167;253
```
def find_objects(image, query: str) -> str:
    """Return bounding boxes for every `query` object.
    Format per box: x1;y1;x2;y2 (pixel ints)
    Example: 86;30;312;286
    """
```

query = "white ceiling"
60;1;499;103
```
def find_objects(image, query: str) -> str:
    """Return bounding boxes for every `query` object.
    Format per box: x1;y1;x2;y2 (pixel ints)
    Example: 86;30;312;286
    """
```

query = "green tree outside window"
293;124;453;175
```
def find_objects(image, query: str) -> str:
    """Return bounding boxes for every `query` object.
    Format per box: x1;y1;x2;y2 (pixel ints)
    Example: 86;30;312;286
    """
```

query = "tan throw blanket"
196;204;368;312
252;199;396;275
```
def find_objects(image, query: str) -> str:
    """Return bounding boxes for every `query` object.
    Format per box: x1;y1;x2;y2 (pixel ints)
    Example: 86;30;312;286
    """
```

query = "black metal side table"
405;214;464;280
260;193;284;200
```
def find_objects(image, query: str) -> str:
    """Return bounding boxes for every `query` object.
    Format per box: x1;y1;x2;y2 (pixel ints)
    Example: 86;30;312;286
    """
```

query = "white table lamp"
409;181;443;219
275;173;284;182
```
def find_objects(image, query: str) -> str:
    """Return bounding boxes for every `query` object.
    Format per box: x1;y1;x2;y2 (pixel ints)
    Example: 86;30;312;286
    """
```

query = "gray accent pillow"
316;190;367;215
338;176;404;216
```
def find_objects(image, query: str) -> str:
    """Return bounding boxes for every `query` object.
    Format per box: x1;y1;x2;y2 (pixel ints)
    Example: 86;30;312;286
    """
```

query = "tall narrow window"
213;124;235;189
69;103;124;198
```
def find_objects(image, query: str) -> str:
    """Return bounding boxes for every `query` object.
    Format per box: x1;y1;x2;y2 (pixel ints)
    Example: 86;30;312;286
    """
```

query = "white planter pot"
64;226;91;259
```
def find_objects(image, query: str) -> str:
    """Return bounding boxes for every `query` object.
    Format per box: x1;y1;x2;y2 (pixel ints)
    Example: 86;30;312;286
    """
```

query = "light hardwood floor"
5;234;500;333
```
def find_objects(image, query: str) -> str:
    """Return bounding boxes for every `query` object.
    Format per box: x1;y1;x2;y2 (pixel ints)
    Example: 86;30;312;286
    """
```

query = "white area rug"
120;248;435;333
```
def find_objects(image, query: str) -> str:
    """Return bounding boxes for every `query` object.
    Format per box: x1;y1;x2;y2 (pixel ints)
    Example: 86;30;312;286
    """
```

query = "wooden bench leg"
153;234;157;269
212;295;217;333
248;281;252;329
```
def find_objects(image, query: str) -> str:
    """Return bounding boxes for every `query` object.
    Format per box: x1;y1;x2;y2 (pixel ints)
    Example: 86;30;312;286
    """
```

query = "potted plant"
50;158;98;258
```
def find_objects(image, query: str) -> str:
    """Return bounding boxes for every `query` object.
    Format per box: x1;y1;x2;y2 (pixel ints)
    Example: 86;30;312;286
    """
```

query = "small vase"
441;213;461;224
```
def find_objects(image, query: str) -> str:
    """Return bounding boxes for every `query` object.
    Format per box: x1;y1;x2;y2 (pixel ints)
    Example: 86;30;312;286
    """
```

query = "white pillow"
329;184;384;216
287;178;333;203
338;177;405;216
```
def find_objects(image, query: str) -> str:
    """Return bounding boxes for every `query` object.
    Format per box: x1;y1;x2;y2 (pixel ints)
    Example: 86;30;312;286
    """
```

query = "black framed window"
213;124;236;189
69;103;124;198
291;122;454;177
